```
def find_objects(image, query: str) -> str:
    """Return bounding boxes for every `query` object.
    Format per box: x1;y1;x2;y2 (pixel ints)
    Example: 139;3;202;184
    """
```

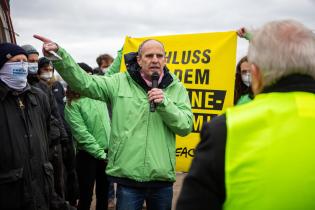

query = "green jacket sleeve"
53;47;119;103
244;31;253;41
105;48;123;76
65;101;106;159
157;82;193;137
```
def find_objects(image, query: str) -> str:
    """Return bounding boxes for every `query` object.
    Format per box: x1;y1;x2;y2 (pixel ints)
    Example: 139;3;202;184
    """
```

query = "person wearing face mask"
234;56;253;105
37;57;79;208
29;56;68;200
0;43;54;210
38;57;66;114
38;57;54;81
93;53;114;75
21;44;39;75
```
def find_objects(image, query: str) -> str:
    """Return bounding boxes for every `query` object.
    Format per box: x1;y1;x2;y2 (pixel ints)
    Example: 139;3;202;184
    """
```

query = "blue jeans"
116;184;173;210
108;181;115;199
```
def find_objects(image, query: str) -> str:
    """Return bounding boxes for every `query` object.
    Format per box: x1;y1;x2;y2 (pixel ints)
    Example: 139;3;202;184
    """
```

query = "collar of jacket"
27;74;40;85
261;74;315;94
0;81;38;106
124;52;174;92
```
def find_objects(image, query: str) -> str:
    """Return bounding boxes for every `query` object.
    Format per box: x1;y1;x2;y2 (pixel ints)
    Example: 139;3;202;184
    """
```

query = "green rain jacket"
65;97;111;160
53;48;193;182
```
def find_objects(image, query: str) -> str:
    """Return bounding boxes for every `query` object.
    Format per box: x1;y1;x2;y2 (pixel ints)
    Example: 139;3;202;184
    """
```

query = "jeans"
108;181;115;199
116;184;173;210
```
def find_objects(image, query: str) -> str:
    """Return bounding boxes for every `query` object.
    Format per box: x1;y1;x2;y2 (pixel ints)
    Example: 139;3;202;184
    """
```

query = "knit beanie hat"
21;44;39;56
0;43;27;70
38;57;53;73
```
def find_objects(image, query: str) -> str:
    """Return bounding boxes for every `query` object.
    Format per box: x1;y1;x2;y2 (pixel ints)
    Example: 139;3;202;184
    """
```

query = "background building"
0;0;16;43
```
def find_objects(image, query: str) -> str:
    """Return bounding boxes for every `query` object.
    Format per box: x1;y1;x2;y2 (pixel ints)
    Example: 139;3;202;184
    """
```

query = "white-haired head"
248;20;315;90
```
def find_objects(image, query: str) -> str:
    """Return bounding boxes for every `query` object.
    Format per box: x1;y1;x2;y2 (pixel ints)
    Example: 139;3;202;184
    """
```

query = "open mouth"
150;66;160;70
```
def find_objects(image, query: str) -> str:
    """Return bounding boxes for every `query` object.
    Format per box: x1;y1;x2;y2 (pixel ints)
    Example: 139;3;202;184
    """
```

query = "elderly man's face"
27;53;39;63
137;40;166;80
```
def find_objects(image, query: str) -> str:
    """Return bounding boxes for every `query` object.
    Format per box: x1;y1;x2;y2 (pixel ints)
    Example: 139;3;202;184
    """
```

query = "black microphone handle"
150;99;156;112
150;78;159;112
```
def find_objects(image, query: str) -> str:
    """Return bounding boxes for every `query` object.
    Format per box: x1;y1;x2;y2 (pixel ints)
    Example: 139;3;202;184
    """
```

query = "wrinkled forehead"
9;54;27;62
140;40;165;55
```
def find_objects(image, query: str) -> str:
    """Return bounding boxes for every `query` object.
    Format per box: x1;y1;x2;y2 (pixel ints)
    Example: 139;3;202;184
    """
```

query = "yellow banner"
121;31;237;172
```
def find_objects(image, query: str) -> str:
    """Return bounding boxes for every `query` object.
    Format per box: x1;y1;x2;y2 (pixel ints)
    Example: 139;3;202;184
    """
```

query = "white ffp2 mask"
0;61;28;90
241;72;252;87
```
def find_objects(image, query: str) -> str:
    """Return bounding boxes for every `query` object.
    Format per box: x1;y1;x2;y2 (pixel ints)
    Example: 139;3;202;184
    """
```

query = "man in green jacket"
34;36;193;210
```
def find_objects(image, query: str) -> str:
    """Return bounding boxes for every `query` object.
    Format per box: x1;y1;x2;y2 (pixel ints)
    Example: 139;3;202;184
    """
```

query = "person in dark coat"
37;57;79;207
21;47;67;200
21;46;76;210
0;43;53;210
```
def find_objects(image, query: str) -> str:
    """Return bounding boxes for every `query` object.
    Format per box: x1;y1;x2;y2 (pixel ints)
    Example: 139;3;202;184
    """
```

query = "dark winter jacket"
0;81;53;210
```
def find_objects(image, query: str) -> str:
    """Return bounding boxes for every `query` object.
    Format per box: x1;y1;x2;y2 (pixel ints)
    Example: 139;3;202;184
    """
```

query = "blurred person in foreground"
65;63;111;210
0;43;53;210
176;19;315;210
34;36;193;210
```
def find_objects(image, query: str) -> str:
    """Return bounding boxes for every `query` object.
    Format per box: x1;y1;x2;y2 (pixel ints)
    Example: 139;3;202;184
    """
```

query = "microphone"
150;72;160;112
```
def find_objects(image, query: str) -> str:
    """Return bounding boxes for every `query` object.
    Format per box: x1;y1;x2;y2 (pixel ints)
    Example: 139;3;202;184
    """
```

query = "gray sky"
10;0;315;68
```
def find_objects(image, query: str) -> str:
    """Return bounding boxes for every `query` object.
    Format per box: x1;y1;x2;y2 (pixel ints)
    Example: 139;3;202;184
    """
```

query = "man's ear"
137;55;141;67
251;64;263;95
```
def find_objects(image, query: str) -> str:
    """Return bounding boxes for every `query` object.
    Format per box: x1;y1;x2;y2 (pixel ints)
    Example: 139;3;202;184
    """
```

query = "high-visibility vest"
224;91;315;210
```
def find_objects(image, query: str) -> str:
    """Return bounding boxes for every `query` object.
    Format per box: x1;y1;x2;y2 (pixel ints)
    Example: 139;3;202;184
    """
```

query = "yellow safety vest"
224;91;315;210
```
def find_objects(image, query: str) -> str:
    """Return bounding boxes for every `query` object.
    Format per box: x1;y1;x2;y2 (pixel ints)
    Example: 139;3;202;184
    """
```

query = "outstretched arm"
34;34;118;104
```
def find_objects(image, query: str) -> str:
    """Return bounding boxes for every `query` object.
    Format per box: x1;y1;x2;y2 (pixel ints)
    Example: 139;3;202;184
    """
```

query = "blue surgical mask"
241;72;252;87
0;61;28;90
28;62;38;74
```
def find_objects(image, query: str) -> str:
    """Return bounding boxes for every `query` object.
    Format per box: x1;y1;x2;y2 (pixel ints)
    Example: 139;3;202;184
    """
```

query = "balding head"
137;39;165;57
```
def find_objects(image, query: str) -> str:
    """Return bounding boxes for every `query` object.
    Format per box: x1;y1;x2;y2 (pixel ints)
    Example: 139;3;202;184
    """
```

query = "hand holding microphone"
148;72;163;112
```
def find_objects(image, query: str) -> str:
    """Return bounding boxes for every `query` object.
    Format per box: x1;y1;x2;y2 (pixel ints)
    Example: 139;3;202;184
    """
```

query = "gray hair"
248;20;315;87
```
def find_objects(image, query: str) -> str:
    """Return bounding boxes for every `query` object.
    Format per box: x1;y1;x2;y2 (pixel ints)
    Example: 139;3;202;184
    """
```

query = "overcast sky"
10;0;315;68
